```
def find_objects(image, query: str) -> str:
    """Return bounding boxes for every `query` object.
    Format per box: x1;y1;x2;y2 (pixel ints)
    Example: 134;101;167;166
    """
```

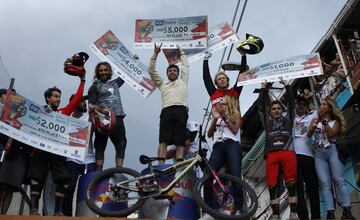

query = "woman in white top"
307;98;354;220
204;94;242;214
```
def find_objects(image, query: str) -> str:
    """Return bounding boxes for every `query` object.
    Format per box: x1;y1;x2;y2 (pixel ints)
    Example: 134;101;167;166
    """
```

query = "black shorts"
29;150;69;184
159;106;188;146
0;153;27;191
0;143;32;191
94;116;127;160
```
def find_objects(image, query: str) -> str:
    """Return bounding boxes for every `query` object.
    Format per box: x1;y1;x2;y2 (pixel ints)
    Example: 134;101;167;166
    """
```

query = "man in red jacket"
29;68;86;216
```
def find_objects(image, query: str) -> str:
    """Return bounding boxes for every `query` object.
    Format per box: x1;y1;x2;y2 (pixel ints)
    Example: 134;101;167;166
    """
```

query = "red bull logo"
94;193;113;205
174;179;193;191
161;178;193;191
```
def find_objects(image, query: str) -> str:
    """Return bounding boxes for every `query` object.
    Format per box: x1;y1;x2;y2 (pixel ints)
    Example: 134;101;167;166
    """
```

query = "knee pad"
30;179;44;193
56;184;69;194
269;185;280;200
286;180;297;197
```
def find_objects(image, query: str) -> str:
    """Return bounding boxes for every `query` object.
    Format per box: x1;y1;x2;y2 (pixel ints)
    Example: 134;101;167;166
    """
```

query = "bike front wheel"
85;167;145;217
193;173;258;220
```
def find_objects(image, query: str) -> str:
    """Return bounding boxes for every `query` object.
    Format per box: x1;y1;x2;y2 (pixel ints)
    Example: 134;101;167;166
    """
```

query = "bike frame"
115;151;229;197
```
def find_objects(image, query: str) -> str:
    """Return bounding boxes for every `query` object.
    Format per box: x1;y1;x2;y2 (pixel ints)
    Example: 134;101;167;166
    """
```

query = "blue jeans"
314;144;351;211
205;139;242;209
209;140;242;177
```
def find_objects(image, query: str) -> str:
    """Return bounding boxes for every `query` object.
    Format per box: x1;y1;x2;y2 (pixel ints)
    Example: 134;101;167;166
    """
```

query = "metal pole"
202;0;244;133
332;34;354;94
18;185;29;215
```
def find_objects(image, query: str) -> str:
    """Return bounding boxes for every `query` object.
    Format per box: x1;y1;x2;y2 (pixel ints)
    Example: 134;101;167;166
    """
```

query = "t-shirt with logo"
213;118;241;143
88;77;125;117
312;120;336;149
293;111;317;157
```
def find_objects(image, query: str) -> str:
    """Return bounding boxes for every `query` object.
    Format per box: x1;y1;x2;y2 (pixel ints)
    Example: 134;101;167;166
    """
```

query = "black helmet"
237;33;264;55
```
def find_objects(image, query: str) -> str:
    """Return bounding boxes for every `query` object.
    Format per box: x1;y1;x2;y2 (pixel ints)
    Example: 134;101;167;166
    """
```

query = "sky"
0;0;347;170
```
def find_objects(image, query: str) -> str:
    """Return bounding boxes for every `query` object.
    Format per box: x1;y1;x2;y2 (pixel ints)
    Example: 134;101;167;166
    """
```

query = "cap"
69;94;89;102
187;121;199;132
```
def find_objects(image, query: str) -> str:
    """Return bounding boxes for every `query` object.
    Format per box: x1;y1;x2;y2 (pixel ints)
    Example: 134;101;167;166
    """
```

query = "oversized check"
90;30;156;98
237;53;323;86
135;16;208;49
0;93;91;161
163;22;239;64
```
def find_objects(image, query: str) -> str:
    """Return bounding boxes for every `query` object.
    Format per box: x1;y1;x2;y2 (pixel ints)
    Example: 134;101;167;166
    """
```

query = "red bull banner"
87;172;128;211
139;164;199;219
76;172;97;216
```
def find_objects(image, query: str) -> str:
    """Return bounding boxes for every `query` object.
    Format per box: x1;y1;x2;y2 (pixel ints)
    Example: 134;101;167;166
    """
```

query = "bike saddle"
139;155;162;165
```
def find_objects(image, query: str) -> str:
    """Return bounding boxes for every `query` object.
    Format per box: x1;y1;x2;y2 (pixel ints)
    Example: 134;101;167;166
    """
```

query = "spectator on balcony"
348;37;360;63
314;56;346;100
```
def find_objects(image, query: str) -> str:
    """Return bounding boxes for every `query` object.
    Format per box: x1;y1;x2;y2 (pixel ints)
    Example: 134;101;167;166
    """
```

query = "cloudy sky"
0;0;346;170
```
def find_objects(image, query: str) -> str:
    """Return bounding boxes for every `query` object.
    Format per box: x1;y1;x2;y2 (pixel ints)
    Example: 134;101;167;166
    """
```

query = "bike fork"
202;159;228;193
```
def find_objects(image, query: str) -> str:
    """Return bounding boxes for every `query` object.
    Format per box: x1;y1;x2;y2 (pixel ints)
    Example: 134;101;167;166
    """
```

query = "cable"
225;0;249;62
201;0;248;136
0;54;12;87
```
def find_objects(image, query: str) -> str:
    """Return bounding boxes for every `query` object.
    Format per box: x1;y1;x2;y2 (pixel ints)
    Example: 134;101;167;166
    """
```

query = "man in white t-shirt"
293;96;320;220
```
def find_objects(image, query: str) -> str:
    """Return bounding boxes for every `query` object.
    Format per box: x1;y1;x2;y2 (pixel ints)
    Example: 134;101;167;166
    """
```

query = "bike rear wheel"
85;167;145;217
193;173;258;220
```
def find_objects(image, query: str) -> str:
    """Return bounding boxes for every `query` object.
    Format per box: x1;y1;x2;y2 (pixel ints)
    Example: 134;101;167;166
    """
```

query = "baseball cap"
187;121;199;132
69;94;89;102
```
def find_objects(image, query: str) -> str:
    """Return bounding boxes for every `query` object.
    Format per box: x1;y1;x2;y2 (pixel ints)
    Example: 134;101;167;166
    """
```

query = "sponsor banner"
163;22;239;64
0;93;90;161
90;30;156;98
237;53;323;86
135;16;208;49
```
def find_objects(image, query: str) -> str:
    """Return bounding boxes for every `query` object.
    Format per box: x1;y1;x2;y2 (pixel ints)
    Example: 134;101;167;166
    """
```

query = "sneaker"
289;212;299;220
199;213;214;220
54;211;64;216
30;207;40;216
327;210;336;219
341;206;355;219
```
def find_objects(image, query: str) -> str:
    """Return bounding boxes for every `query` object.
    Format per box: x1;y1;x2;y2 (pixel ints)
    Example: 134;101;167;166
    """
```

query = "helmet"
90;109;116;135
64;52;89;76
237;33;264;55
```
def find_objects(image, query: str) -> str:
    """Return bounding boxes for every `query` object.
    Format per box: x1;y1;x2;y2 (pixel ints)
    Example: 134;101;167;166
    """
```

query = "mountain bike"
85;135;258;219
